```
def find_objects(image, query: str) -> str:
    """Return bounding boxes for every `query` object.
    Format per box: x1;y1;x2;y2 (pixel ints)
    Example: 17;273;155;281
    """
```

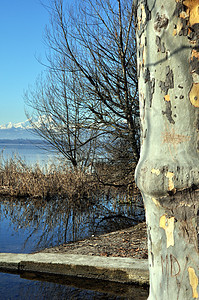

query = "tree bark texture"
135;0;199;299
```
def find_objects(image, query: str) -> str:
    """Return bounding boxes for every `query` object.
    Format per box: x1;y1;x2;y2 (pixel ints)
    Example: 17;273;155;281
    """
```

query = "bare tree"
25;57;102;170
43;0;140;164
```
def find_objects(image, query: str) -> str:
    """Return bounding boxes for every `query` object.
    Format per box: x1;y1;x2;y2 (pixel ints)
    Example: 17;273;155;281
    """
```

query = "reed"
0;152;141;205
0;153;99;200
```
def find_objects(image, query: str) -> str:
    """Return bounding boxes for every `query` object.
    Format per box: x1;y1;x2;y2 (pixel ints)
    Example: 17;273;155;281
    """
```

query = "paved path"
0;253;149;285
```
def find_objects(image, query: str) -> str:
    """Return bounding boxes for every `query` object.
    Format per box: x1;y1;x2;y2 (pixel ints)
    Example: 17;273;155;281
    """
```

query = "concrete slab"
0;253;149;285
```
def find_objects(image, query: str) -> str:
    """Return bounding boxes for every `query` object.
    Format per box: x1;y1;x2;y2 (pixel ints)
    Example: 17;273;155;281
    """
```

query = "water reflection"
0;194;144;253
0;195;147;299
0;271;149;299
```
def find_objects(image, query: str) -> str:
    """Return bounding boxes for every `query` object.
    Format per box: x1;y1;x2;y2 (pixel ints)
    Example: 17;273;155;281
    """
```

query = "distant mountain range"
0;119;38;140
0;119;32;130
0;116;105;141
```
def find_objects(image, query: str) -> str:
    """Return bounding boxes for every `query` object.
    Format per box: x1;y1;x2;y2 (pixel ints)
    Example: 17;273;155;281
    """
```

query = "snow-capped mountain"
0;116;56;140
0;119;37;140
0;115;92;140
0;119;33;130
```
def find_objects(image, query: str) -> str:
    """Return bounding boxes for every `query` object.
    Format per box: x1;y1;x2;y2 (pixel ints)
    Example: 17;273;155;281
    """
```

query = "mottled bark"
135;0;199;299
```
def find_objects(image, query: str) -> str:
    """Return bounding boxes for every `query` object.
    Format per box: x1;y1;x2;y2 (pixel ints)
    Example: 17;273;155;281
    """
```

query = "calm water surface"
0;141;148;299
0;140;58;166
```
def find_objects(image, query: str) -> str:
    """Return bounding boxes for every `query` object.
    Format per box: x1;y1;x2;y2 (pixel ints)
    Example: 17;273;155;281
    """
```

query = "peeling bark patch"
188;24;199;43
165;67;174;89
143;128;147;138
154;13;169;32
164;94;170;101
189;83;199;107
160;66;175;124
156;36;161;51
173;19;184;36
188;267;199;299
183;0;199;26
159;67;174;94
162;101;175;124
177;0;199;107
180;10;189;19
194;113;199;131
174;0;199;42
191;49;199;61
151;168;160;176
160;215;175;248
166;172;176;192
137;0;151;38
152;197;161;207
155;35;166;53
174;2;185;18
150;251;154;267
197;140;199;151
138;45;145;71
190;49;199;75
144;68;150;83
144;68;155;107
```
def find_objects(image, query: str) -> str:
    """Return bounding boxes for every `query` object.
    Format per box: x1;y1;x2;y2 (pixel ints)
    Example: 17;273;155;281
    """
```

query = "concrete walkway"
0;253;149;285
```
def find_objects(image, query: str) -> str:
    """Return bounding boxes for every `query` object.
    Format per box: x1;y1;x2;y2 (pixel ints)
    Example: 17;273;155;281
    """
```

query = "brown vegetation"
0;155;99;200
0;155;140;203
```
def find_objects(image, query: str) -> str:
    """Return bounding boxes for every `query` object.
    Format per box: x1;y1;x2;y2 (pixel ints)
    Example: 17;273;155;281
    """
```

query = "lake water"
0;141;148;299
0;196;147;299
0;140;58;166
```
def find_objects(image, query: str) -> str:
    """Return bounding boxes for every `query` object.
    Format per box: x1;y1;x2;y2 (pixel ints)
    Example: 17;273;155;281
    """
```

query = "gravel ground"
39;222;148;259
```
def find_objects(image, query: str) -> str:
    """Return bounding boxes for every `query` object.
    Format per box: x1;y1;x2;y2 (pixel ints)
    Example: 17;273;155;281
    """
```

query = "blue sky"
0;0;50;124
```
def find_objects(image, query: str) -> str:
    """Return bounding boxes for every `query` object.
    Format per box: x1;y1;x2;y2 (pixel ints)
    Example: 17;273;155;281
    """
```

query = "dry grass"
0;152;141;205
0;154;99;200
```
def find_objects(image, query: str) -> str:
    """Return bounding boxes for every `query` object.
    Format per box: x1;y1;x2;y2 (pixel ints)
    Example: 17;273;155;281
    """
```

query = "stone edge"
0;253;149;285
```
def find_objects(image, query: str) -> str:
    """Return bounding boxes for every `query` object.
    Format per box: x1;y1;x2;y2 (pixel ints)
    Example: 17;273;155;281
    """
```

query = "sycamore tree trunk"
135;0;199;299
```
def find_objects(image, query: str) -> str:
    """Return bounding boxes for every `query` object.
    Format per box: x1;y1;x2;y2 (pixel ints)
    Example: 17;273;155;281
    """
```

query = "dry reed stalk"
0;154;99;200
0;153;141;204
